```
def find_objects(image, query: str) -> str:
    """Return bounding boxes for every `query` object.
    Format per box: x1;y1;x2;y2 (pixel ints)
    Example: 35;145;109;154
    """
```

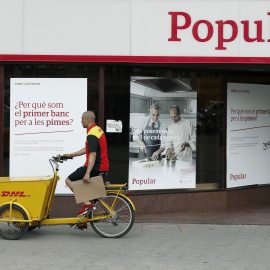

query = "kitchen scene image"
129;76;197;191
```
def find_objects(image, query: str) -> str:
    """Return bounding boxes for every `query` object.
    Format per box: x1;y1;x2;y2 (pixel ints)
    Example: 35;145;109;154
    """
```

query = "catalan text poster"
227;83;270;188
10;78;87;194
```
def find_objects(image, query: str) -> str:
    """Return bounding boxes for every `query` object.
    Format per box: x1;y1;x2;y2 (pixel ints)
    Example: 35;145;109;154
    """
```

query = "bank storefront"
1;0;270;216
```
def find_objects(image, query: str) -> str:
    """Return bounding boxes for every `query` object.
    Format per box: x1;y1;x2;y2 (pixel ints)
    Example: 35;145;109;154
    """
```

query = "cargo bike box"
0;175;56;221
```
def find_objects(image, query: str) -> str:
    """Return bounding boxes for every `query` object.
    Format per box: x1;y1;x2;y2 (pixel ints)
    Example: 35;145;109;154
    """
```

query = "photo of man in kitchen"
165;105;196;161
129;76;197;191
133;103;166;160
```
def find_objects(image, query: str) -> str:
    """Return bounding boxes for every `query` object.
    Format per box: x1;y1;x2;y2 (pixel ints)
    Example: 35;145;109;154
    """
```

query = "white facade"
0;0;270;61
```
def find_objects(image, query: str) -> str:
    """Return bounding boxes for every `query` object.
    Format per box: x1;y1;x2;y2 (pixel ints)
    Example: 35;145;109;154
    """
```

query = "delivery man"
64;110;109;231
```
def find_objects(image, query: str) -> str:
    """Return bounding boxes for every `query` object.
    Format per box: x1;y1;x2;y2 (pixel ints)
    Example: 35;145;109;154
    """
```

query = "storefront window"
101;65;225;191
128;66;225;192
2;63;270;192
2;64;99;177
104;66;131;184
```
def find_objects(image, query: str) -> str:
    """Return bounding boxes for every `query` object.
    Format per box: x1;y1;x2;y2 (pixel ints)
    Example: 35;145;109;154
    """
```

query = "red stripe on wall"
0;54;270;63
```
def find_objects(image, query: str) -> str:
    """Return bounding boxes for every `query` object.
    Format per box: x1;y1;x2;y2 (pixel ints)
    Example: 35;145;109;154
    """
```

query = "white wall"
0;0;269;58
0;0;131;55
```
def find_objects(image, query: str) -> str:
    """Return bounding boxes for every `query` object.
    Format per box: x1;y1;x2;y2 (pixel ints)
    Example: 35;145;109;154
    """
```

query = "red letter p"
168;12;191;41
215;20;238;50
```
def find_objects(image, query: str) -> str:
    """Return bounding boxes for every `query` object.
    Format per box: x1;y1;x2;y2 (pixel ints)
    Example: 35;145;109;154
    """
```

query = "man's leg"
81;170;102;205
66;174;91;206
77;170;101;215
66;166;86;193
65;177;74;192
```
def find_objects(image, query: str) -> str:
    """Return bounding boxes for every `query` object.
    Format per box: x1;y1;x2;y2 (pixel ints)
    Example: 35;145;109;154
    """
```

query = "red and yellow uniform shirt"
84;124;109;172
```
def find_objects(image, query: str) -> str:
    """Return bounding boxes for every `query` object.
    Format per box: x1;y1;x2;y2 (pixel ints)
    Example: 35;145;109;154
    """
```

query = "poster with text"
10;78;87;194
227;83;270;188
129;77;197;191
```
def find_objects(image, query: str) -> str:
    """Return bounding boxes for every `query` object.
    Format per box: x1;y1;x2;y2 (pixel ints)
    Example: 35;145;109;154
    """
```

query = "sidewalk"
1;223;270;270
135;205;270;225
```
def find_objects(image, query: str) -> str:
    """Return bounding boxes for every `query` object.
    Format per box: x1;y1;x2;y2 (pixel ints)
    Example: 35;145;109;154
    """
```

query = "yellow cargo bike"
0;155;135;240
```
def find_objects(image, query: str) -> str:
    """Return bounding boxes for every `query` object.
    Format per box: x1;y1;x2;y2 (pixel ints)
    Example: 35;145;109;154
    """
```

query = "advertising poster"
129;77;197;191
10;78;87;194
227;83;270;188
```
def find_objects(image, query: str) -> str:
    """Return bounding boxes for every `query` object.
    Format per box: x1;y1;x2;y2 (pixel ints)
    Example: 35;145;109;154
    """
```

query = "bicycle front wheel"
0;204;29;240
90;194;135;238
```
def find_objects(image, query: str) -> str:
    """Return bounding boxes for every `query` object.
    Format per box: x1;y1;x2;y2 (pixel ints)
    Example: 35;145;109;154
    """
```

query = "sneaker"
77;203;95;216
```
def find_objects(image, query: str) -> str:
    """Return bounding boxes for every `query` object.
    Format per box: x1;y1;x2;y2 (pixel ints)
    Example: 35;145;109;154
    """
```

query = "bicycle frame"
0;157;135;226
0;155;136;240
39;184;135;226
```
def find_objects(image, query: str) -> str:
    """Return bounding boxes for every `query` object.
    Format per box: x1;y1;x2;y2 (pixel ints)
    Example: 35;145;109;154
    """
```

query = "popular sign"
1;1;270;60
168;12;270;50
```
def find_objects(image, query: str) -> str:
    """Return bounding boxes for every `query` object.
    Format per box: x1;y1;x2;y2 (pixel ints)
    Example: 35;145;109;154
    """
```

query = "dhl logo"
0;191;31;197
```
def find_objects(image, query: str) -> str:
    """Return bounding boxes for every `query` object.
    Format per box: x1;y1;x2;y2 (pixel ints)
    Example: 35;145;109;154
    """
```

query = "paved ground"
135;205;270;225
1;223;270;270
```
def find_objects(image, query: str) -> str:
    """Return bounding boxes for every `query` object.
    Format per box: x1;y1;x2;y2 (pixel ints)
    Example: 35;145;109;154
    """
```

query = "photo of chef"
165;105;196;161
129;76;197;191
133;103;166;160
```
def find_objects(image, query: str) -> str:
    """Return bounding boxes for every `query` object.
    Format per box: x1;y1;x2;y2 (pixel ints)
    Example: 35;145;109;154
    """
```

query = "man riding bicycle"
64;111;109;231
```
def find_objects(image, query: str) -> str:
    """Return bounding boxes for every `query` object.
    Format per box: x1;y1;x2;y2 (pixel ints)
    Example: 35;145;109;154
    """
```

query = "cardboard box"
72;176;106;204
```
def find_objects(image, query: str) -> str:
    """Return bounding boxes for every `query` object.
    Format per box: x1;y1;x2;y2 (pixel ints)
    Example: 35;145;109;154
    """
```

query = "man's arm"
153;122;166;159
187;122;196;150
63;147;86;158
181;122;196;151
133;118;146;153
135;138;146;153
83;134;99;182
83;152;96;183
152;147;165;160
165;126;174;158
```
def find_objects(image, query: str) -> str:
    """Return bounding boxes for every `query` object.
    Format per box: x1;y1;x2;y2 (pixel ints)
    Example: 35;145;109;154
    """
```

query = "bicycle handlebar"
51;155;73;163
60;155;73;161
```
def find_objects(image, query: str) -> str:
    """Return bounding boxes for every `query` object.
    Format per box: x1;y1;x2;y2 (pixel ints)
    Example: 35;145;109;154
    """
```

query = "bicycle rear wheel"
0;204;29;240
90;194;135;238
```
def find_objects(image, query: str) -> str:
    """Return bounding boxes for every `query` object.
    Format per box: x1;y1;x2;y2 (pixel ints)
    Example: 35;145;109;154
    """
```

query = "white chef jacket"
165;117;196;161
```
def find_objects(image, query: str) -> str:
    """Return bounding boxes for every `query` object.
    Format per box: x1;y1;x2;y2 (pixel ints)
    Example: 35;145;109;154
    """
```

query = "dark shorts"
68;166;107;182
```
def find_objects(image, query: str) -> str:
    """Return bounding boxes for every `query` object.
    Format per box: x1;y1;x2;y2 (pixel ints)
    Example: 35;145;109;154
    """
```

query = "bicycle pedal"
77;206;96;217
86;206;96;216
